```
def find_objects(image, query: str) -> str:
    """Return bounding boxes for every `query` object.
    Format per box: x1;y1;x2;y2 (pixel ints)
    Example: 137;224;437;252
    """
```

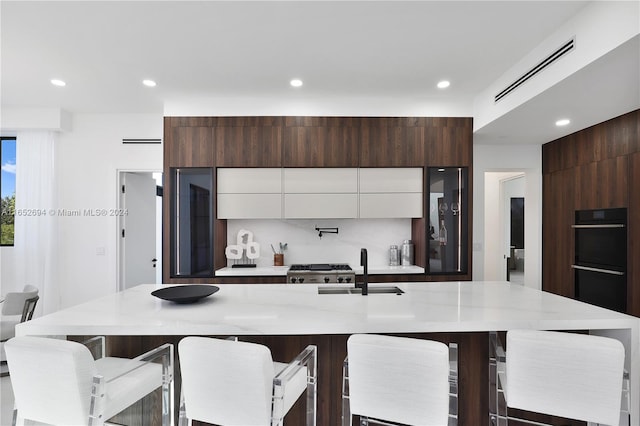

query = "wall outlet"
96;246;106;255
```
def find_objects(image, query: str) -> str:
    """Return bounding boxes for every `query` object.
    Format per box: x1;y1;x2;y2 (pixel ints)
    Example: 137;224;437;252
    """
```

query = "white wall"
53;113;162;308
474;1;640;132
227;219;413;268
473;144;541;289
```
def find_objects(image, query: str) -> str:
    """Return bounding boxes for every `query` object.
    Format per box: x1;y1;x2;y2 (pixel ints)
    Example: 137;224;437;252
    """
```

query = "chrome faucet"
358;248;368;295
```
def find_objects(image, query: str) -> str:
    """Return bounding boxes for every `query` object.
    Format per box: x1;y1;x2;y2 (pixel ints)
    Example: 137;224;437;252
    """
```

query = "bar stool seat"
342;334;456;426
491;329;627;426
5;336;174;426
178;336;317;426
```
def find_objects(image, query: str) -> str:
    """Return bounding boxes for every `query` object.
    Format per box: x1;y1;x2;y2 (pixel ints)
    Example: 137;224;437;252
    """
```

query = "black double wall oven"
572;208;627;313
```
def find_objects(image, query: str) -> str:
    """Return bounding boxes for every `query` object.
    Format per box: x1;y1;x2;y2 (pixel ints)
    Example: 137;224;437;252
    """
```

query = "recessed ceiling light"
555;119;571;127
290;79;303;87
437;80;450;89
50;79;66;87
143;79;157;87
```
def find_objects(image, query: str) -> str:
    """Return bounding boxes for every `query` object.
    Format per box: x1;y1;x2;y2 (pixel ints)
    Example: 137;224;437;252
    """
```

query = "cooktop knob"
290;277;297;283
345;277;352;283
337;277;344;283
324;277;330;283
299;277;305;284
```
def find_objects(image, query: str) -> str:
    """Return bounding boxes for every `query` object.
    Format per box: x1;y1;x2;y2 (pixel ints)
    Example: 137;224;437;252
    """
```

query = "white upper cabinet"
359;168;423;218
217;168;282;194
283;168;358;218
284;194;358;219
359;168;423;193
283;168;358;193
217;168;282;219
217;167;423;219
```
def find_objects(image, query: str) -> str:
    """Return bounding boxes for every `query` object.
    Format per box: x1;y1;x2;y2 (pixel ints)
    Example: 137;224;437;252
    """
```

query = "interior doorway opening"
484;172;525;284
117;171;163;291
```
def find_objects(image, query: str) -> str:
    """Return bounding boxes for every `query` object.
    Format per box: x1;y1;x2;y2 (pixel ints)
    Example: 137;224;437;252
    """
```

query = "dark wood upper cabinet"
543;109;639;174
425;120;473;167
283;126;359;167
215;125;282;167
360;125;424;167
164;125;214;168
573;155;628;210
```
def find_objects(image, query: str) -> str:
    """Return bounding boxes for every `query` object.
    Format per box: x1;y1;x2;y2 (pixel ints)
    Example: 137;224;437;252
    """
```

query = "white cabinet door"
359;168;423;218
284;194;358;218
217;168;282;193
284;168;357;193
359;168;423;192
283;168;358;218
359;193;423;218
217;194;282;219
217;168;282;219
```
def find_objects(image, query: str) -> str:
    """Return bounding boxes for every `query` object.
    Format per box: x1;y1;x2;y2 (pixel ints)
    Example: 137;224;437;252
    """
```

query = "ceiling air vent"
122;138;162;144
494;37;575;103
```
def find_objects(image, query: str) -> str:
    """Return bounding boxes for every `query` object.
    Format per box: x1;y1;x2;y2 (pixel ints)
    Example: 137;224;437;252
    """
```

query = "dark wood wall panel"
359;125;424;167
165;126;214;167
283;126;359;167
425;123;473;167
542;109;639;315
542;170;574;297
215;126;282;167
629;152;640;317
573;156;628;210
543;109;639;174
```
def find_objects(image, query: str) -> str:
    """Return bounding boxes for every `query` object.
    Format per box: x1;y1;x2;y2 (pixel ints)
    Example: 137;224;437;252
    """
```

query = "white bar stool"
0;285;39;367
5;335;174;426
342;334;457;426
177;336;317;426
490;329;628;426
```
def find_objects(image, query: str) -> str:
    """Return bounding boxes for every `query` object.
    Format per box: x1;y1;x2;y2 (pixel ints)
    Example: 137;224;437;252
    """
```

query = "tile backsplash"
226;219;412;267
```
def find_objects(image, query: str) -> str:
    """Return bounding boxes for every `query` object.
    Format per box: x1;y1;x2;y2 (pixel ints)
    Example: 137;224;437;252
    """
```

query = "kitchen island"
17;281;640;425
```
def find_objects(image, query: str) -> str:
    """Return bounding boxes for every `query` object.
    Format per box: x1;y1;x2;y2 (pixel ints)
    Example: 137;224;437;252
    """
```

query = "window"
1;137;16;246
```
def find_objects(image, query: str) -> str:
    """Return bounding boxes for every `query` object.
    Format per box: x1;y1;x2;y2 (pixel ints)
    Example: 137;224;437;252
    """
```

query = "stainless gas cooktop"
287;263;354;284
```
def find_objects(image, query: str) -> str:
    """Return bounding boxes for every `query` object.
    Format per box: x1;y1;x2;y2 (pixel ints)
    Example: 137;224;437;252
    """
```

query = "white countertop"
215;265;424;276
17;281;639;337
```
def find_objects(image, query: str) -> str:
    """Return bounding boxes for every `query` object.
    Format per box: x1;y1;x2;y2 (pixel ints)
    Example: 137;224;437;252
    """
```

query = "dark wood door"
542;169;575;297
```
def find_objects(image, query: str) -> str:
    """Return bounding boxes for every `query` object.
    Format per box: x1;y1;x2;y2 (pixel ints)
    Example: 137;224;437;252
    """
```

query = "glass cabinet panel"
170;168;214;277
427;167;468;274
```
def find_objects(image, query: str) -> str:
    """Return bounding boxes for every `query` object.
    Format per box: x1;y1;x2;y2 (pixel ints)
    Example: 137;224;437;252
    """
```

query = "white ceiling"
2;1;638;145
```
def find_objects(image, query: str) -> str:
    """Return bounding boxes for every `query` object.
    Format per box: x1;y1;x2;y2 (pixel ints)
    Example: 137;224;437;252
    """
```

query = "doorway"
484;172;525;283
117;171;163;291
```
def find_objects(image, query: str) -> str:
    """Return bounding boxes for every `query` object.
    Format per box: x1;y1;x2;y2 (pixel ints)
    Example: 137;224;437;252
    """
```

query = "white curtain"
14;131;58;315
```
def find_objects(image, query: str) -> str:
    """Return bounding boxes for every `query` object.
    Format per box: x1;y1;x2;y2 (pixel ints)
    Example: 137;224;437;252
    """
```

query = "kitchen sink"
317;285;404;295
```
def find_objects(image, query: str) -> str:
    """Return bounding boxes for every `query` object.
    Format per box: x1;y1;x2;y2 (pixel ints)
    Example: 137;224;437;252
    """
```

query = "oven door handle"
571;264;625;276
571;224;625;229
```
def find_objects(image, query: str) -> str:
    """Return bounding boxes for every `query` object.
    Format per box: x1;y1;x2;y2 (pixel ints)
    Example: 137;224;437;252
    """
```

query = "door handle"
571;264;624;276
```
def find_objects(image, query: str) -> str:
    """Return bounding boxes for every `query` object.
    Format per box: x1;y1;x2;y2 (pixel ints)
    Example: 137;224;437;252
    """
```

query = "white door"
121;172;158;289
